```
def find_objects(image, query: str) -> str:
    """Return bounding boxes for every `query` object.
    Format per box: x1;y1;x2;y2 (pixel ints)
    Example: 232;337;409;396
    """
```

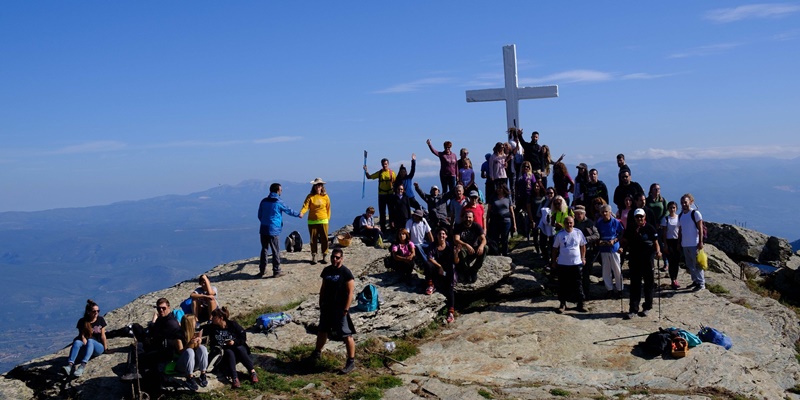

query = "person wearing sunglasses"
305;248;357;374
62;299;107;377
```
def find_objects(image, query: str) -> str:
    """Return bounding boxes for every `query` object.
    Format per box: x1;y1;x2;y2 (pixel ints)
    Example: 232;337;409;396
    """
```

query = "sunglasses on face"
157;306;169;311
331;255;342;260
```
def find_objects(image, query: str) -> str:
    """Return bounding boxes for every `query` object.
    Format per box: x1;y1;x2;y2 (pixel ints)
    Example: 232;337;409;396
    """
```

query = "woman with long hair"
617;195;633;230
661;201;682;289
300;178;332;265
486;142;508;203
573;163;590;208
427;139;458;195
591;197;608;222
515;161;537;240
176;314;209;390
486;182;516;256
63;299;107;377
207;307;257;389
458;158;475;188
425;226;458;323
647;183;668;226
550;195;573;234
552;162;575;205
390;228;416;280
393;153;417;202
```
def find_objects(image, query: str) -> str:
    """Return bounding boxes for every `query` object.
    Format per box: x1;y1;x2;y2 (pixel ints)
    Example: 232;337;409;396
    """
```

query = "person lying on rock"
453;210;487;284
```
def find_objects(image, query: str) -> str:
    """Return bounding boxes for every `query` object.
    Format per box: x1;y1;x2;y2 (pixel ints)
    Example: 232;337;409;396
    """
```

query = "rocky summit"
2;223;799;399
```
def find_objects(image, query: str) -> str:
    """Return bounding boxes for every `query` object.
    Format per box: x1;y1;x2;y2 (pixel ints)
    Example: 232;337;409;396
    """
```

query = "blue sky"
1;2;799;211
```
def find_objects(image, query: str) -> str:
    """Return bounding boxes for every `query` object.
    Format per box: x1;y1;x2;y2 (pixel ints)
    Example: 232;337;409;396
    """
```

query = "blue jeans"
415;242;430;264
68;338;104;364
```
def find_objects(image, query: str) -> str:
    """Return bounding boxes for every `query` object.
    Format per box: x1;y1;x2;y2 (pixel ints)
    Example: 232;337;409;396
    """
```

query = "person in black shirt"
453;210;487;283
63;299;107;377
425;227;458;323
613;171;644;212
623;209;661;320
617;154;631;185
305;248;357;374
207;307;257;389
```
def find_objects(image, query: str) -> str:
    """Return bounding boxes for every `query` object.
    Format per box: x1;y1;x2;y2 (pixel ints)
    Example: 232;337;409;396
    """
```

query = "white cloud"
374;77;453;94
51;141;128;155
629;145;800;160
668;42;744;59
774;185;798;193
621;72;678;80
521;70;613;85
705;3;800;23
772;29;800;41
253;136;303;144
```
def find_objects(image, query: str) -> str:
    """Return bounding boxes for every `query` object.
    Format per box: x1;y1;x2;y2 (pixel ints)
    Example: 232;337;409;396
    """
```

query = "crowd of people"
59;129;707;390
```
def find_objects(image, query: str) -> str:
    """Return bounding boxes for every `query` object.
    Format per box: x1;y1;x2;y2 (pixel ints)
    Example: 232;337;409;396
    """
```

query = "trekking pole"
592;332;651;344
362;150;368;199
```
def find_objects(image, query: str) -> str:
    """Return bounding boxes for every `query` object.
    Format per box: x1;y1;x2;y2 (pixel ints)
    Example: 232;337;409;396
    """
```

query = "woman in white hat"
300;178;331;264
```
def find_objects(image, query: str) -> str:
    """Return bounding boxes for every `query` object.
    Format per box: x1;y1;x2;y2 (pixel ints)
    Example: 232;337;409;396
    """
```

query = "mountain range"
0;156;798;373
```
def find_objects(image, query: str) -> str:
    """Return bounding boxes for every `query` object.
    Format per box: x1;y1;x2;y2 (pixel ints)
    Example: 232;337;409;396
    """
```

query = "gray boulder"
706;222;793;265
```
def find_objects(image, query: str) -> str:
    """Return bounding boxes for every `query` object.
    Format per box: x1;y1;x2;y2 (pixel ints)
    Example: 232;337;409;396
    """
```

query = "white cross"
465;44;558;130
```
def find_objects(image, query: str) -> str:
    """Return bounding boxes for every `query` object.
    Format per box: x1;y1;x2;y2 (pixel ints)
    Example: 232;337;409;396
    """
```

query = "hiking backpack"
255;312;293;337
666;327;702;348
355;284;380;312
691;210;708;239
352;215;364;234
698;326;733;350
642;330;673;356
284;231;303;252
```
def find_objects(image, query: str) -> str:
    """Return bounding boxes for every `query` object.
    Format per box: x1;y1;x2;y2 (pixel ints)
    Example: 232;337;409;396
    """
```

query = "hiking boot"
62;364;73;376
446;312;455;323
185;377;199;391
273;270;286;278
425;281;435;295
575;303;588;313
623;313;634;320
73;363;85;377
686;281;699;290
340;358;355;374
250;370;259;383
199;373;208;388
693;285;705;292
671;280;680;289
310;253;317;265
231;377;241;389
321;253;328;263
638;309;649;317
257;268;265;277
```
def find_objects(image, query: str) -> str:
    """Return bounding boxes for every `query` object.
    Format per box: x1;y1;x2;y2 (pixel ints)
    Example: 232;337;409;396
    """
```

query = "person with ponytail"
63;299;107;377
207;306;258;389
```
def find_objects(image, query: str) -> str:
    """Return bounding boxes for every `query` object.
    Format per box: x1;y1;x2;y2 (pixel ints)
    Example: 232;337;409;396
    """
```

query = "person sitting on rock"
551;216;588;313
356;206;382;247
207;306;258;389
413;183;449;229
453;210;487;284
389;228;416;280
406;209;434;265
62;299;108;378
123;298;183;382
461;190;486;230
190;274;219;324
175;314;208;391
425;226;458;323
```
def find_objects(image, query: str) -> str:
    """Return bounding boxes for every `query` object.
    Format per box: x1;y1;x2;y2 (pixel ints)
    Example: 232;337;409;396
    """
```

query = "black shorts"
318;309;356;340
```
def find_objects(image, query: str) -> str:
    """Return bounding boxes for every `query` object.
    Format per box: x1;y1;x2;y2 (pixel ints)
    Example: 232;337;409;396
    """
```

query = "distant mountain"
792;239;800;253
1;156;799;373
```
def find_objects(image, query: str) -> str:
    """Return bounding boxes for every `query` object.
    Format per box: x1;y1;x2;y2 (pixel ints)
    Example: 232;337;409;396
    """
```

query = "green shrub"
706;283;729;294
478;388;494;399
550;388;571;396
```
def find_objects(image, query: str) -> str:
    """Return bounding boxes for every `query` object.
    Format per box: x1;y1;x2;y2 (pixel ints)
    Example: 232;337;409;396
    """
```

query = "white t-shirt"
679;210;702;247
661;215;680;239
553;229;587;265
537;207;553;237
405;219;431;246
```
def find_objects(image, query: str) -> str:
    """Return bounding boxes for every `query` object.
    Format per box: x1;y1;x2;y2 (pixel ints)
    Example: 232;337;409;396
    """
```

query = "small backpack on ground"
642;329;673;356
255;312;293;338
698;326;733;350
284;231;303;252
355;284;380;312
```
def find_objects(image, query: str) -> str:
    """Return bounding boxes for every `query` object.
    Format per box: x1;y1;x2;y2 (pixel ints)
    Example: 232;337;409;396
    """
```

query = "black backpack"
284;231;303;252
352;215;363;234
641;329;673;356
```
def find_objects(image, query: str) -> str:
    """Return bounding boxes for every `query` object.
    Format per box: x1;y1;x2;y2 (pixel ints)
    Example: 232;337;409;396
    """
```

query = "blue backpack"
255;312;293;338
356;284;380;312
698;326;733;350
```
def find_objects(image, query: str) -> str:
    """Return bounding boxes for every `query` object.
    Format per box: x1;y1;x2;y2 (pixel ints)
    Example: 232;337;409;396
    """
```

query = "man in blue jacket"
258;183;301;278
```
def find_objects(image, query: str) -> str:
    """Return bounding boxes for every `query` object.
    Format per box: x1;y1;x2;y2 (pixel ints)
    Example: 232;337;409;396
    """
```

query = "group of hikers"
60;128;707;392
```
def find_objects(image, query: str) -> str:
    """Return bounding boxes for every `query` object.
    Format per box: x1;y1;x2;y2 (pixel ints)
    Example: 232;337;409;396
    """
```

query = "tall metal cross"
465;44;558;129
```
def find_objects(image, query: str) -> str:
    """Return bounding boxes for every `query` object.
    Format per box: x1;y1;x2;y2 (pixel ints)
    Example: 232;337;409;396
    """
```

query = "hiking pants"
556;264;584;304
665;239;680;281
259;234;281;274
682;246;705;287
308;223;329;256
221;345;253;378
176;345;208;375
628;255;654;313
601;252;623;292
378;194;390;231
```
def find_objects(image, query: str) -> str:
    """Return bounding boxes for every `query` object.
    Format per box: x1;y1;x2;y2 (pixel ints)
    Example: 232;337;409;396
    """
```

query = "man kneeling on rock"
453;210;487;283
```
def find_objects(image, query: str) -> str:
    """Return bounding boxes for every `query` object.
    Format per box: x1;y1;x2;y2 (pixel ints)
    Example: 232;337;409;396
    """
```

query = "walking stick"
362;150;368;199
593;332;651;344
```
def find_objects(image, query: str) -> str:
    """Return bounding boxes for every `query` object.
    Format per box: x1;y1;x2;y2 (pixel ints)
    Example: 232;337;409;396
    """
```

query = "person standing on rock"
596;204;625;298
679;193;705;291
300;178;331;265
551;216;588;313
305;248;357;374
427;139;458;196
573;206;599;298
453;210;487;283
258;183;302;277
661;201;682;289
623;208;661;320
613;171;644;213
62;299;107;377
364;158;395;232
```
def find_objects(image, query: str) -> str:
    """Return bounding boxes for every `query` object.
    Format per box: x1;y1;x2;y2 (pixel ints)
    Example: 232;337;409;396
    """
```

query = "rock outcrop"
3;222;800;400
706;222;793;266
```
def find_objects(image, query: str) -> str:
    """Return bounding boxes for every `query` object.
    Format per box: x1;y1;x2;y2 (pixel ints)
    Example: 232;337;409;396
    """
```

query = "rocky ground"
2;224;799;400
